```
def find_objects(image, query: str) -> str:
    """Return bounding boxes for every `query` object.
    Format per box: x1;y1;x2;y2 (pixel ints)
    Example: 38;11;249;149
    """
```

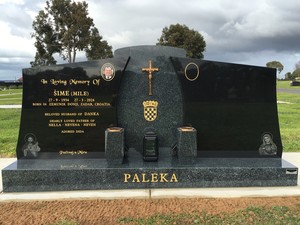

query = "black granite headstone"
171;57;282;158
16;45;283;160
17;57;129;159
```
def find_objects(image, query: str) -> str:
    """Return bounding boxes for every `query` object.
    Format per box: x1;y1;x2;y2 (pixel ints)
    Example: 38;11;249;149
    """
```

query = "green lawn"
277;80;300;89
0;88;22;105
276;81;300;152
277;92;300;151
0;108;21;157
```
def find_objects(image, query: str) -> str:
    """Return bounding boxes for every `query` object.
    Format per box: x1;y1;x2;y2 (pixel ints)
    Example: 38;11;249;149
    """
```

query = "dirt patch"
0;197;299;225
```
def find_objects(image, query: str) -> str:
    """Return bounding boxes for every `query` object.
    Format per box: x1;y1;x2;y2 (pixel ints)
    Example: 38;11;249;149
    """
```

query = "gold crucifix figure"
142;60;159;96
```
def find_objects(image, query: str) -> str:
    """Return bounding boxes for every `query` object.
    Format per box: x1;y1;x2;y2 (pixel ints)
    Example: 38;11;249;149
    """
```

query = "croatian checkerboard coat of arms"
143;100;158;121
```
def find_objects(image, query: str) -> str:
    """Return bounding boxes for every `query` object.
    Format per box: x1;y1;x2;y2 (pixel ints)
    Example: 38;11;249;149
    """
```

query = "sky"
0;0;300;80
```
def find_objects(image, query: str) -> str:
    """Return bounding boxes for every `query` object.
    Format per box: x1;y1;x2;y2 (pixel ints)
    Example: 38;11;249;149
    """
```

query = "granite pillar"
177;127;197;163
105;127;124;164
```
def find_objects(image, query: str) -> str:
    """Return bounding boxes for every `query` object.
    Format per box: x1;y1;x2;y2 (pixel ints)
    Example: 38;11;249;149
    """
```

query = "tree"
85;27;113;60
284;72;293;80
30;10;59;67
292;62;300;80
157;23;206;59
31;0;112;66
292;69;300;80
266;61;284;74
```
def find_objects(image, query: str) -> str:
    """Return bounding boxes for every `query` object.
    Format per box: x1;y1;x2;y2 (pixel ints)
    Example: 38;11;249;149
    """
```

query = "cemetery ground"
0;197;299;224
0;81;300;225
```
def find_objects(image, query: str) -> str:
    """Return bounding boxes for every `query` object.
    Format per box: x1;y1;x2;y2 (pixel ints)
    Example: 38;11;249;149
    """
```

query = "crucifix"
142;60;159;96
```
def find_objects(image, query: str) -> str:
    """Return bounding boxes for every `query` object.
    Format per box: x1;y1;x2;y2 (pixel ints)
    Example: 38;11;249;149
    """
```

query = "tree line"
266;61;300;80
32;0;299;81
31;0;206;67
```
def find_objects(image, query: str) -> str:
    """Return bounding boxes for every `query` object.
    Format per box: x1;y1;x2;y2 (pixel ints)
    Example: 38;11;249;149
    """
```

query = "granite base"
2;148;298;192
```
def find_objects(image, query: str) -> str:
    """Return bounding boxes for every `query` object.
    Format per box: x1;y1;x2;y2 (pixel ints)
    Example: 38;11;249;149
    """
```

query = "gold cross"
142;60;159;96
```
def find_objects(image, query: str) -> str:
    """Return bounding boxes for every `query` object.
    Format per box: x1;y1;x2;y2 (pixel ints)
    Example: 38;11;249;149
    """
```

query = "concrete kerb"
0;153;299;201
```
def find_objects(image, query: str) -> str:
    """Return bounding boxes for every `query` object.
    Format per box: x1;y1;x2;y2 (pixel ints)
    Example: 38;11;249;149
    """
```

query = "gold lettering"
48;123;61;127
71;91;89;96
61;130;75;133
132;174;140;183
64;119;75;122
64;123;80;127
123;173;178;183
160;173;169;182
84;112;99;116
69;79;90;86
83;123;96;127
59;150;88;155
61;113;77;116
41;79;48;84
94;102;111;107
124;174;131;183
93;79;100;86
53;90;70;96
67;103;79;107
76;119;89;122
49;119;62;123
142;173;150;182
170;173;178;182
50;79;67;86
45;113;60;116
48;102;66;106
75;130;84;133
80;102;93;106
151;173;159;182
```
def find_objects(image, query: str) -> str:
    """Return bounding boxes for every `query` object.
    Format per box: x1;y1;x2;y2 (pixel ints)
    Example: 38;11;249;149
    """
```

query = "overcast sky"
0;0;300;80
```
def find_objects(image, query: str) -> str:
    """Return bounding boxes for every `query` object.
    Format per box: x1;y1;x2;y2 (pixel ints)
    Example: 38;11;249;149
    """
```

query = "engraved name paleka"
124;173;178;183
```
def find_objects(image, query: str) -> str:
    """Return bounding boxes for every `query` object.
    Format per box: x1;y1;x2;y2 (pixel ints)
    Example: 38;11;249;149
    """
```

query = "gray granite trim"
2;148;298;192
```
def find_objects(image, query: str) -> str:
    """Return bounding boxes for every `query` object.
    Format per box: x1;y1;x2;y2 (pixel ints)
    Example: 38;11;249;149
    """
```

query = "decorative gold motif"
179;127;195;132
184;62;200;81
143;100;158;121
107;127;123;132
142;60;159;96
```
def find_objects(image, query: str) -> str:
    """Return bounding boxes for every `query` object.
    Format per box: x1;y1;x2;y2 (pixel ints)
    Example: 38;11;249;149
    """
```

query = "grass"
0;88;22;105
118;205;300;225
0;108;21;157
277;80;300;89
277;91;300;151
0;84;299;157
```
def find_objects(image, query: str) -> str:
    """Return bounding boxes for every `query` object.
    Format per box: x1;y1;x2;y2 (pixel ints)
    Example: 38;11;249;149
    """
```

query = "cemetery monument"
2;45;298;192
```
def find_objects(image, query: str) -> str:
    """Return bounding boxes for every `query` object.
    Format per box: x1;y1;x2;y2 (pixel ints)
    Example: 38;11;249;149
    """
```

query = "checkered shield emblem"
143;100;158;122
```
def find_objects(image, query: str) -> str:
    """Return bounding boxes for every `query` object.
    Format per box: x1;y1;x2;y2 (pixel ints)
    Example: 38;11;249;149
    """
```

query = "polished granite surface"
2;148;298;192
